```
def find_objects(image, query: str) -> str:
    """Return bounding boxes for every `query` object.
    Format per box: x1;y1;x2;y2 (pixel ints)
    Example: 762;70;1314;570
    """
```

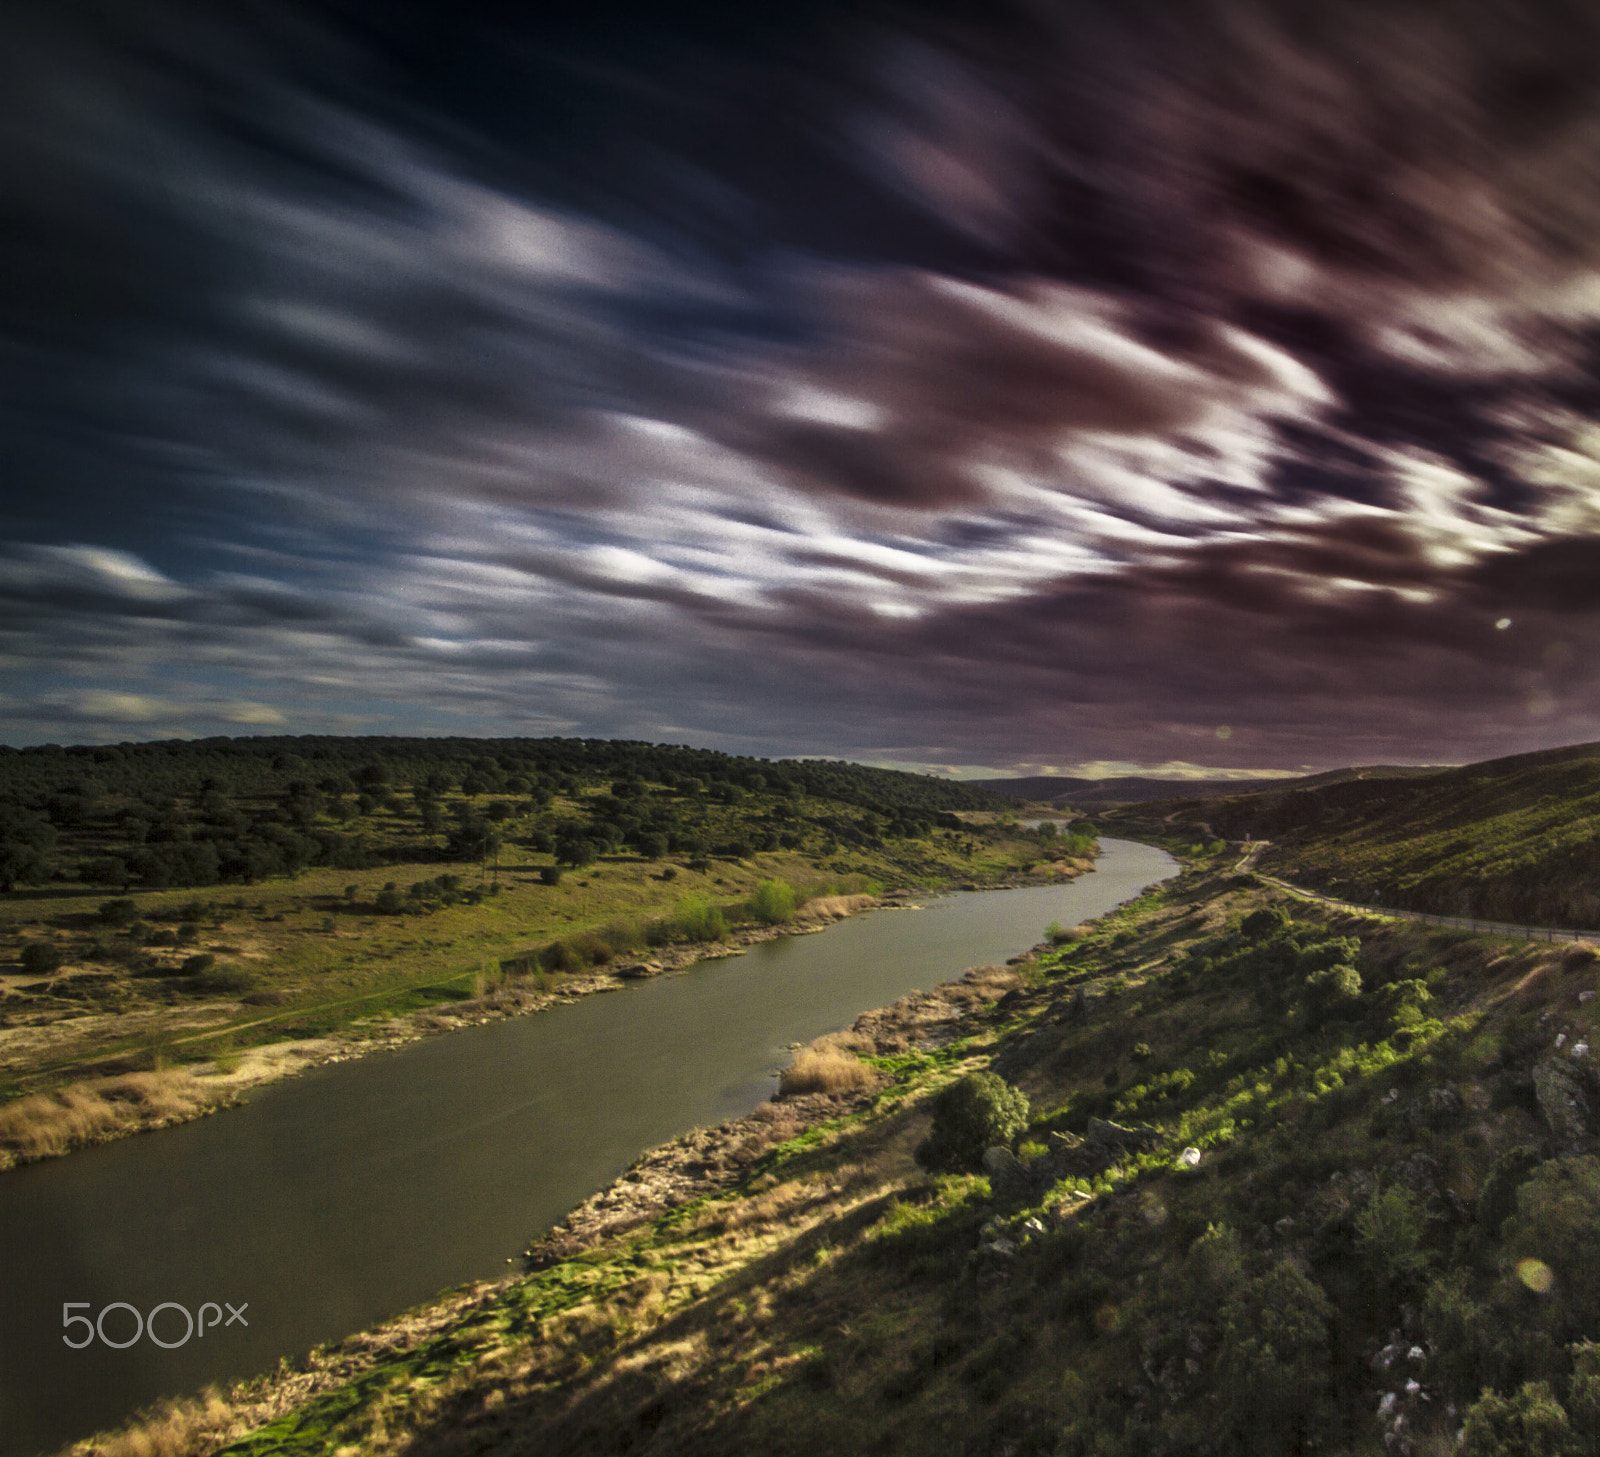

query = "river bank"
0;864;1092;1177
55;952;1040;1457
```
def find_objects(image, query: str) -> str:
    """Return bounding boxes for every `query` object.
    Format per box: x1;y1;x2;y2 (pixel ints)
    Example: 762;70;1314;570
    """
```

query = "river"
0;838;1176;1456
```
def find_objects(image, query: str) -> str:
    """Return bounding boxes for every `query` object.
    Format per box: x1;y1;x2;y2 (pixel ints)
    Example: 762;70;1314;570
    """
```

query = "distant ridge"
1106;737;1600;928
970;765;1442;808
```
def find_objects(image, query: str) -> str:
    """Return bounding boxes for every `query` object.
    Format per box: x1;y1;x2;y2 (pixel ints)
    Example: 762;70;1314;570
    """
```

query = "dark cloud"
5;0;1600;769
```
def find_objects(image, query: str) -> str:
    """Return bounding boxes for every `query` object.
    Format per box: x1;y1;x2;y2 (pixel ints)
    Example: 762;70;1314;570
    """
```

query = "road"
1234;841;1596;945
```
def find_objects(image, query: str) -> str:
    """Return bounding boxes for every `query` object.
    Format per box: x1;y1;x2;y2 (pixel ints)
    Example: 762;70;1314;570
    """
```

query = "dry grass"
798;893;877;922
70;1387;241;1457
778;1037;880;1097
0;1071;223;1169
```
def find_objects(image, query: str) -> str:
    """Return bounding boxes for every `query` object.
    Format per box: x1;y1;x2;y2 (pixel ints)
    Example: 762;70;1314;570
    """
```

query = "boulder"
982;1145;1034;1205
1086;1117;1161;1149
1534;1054;1598;1150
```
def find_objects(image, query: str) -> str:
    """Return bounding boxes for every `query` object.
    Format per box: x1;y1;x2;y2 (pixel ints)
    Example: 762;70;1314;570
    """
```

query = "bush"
192;964;257;995
1215;1262;1335;1450
673;895;729;942
181;953;216;976
375;886;404;914
1478;1146;1544;1237
97;898;139;927
1458;1382;1573;1457
19;942;62;975
749;879;797;925
1304;963;1363;1023
1241;906;1291;939
914;1072;1030;1174
1504;1156;1600;1339
1354;1185;1431;1290
539;865;563;886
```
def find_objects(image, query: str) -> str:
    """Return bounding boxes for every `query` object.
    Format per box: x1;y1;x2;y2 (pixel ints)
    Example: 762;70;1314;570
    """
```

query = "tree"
20;943;62;975
1215;1262;1336;1451
97;897;139;926
1458;1382;1574;1457
914;1072;1030;1174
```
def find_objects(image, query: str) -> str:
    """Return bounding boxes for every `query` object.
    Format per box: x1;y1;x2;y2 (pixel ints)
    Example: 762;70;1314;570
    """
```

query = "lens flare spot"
1496;617;1513;630
1215;725;1232;740
1517;1258;1555;1293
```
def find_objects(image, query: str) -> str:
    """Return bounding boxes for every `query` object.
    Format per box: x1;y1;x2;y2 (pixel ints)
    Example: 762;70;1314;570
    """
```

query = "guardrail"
1252;872;1597;945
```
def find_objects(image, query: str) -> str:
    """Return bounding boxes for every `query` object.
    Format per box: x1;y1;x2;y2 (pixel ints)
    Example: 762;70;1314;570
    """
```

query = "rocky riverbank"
55;945;1040;1457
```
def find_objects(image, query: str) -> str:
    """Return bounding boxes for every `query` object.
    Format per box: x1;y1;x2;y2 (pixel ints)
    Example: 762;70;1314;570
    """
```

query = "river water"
0;838;1175;1456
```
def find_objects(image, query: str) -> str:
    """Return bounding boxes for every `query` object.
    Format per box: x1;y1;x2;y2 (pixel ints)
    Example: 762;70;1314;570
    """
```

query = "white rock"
1557;1033;1568;1048
1177;1147;1202;1168
1580;990;1596;1003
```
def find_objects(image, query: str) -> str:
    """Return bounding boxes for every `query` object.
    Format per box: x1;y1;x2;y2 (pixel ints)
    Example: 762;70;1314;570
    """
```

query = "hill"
0;736;1074;1133
78;850;1600;1457
975;766;1441;809
1106;741;1600;931
974;775;1296;806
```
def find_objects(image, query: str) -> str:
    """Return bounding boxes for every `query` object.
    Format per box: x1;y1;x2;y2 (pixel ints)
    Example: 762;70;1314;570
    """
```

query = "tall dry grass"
778;1033;880;1096
68;1386;241;1457
796;893;877;922
0;1071;221;1169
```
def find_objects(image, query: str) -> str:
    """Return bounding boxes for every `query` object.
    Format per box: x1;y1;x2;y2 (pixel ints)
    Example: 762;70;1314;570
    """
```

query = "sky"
4;0;1600;778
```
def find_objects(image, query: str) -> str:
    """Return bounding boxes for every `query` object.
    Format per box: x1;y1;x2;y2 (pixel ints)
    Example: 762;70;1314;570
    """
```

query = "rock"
982;1145;1034;1205
1534;1054;1598;1149
1581;990;1596;1004
1176;1146;1202;1169
615;961;663;979
1086;1117;1160;1149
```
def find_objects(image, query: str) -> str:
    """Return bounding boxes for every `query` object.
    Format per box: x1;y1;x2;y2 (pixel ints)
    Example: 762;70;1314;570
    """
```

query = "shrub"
374;886;404;914
1215;1262;1335;1449
1241;906;1291;939
1504;1156;1600;1339
914;1072;1030;1174
749;879;797;925
1354;1185;1431;1290
192;964;257;995
181;953;216;976
19;943;62;976
1180;1222;1245;1307
97;898;139;927
1458;1382;1573;1457
673;895;728;942
1478;1146;1544;1237
539;941;579;974
1303;963;1363;1023
538;864;563;886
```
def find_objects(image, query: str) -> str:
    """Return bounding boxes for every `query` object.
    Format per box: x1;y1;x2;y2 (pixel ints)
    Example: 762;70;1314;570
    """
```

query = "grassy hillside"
0;738;1082;1115
1106;743;1600;931
73;854;1600;1457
